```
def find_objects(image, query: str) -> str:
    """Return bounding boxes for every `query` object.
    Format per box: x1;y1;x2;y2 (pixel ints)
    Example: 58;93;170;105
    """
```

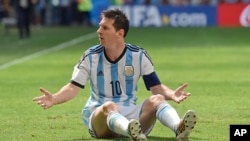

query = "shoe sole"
128;119;147;141
176;110;197;141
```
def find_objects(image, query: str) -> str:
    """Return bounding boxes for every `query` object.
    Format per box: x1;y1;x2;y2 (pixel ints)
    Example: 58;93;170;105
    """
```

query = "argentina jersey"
70;43;155;126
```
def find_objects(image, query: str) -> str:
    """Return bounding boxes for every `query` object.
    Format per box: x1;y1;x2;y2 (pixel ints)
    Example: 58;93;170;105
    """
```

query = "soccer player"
33;8;197;141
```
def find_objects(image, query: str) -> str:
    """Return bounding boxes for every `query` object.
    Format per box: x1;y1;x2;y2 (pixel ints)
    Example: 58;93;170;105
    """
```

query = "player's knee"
148;94;165;106
102;101;119;114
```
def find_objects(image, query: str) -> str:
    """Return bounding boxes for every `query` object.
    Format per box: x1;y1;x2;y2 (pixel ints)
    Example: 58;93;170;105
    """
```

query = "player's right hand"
32;88;55;110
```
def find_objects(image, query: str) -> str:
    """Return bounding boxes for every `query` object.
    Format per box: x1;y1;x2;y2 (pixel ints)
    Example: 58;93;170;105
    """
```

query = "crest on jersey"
124;65;134;76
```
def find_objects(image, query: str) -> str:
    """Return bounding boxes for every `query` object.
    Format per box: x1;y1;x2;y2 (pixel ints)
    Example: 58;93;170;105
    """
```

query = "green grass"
0;26;250;141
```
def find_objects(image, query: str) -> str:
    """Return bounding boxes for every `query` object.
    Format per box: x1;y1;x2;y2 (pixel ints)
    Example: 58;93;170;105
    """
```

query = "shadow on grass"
72;136;205;141
72;136;176;141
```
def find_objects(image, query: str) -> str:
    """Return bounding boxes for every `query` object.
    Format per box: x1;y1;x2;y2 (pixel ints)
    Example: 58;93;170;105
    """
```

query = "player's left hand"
172;83;191;103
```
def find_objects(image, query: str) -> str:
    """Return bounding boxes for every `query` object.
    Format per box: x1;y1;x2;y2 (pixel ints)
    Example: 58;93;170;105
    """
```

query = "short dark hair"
101;8;130;37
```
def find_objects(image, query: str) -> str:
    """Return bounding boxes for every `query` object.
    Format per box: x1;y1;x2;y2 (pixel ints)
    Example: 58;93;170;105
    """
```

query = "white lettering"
234;129;247;136
241;129;247;136
109;6;207;27
234;129;241;136
170;12;207;27
143;6;162;27
133;6;146;27
240;4;250;27
120;6;161;27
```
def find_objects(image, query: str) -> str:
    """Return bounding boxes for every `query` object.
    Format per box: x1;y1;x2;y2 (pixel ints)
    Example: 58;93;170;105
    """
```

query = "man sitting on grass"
33;8;197;141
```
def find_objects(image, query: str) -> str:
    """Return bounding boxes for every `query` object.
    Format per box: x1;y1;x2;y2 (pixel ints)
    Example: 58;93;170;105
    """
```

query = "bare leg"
91;101;120;138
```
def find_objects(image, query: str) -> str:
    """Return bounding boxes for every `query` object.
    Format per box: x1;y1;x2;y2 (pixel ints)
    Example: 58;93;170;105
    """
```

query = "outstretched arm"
150;83;191;103
33;83;81;109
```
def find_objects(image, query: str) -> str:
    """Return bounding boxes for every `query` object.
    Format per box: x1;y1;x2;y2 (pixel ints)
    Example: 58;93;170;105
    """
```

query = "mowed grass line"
0;27;250;141
0;32;97;70
0;26;97;65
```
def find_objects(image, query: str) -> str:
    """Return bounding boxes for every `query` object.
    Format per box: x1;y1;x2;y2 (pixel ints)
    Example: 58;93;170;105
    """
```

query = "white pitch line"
0;32;97;70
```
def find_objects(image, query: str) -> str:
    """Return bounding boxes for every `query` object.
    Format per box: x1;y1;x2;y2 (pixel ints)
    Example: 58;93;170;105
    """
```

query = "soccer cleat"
128;119;147;141
176;110;197;141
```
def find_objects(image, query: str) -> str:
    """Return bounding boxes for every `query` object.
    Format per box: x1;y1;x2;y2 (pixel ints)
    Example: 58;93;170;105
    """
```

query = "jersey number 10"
110;81;122;96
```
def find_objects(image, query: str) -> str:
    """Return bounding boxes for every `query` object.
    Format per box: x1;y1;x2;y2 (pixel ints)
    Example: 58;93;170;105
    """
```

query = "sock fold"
156;102;180;132
106;111;129;136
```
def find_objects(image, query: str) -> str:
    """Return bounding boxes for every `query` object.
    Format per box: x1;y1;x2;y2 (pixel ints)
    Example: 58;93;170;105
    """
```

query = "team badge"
124;66;134;76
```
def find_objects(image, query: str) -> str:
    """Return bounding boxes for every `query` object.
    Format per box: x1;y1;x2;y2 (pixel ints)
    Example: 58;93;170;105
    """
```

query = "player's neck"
104;43;126;61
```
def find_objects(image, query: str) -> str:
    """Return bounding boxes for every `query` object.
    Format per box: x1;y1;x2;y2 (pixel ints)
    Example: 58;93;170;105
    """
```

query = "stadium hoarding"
218;3;250;27
91;3;250;27
158;5;217;27
91;5;217;27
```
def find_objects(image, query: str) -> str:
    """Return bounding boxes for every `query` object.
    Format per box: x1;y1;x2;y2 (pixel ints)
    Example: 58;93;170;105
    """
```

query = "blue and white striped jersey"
70;43;161;126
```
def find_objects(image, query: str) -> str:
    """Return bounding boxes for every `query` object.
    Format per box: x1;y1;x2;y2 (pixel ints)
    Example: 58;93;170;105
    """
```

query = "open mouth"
99;36;103;40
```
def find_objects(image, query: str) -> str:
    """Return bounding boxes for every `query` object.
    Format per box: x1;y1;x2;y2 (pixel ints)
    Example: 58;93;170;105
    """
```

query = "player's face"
97;17;120;47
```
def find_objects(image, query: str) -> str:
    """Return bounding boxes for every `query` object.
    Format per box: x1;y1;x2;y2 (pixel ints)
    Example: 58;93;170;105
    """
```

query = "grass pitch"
0;26;249;141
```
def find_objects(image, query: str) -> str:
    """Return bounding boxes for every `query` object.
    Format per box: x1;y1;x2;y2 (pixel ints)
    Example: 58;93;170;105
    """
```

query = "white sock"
106;111;129;136
156;103;180;132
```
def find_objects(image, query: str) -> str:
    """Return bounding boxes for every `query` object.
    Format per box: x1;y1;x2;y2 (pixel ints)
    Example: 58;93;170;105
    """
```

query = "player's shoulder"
87;44;104;54
80;45;103;61
126;43;146;53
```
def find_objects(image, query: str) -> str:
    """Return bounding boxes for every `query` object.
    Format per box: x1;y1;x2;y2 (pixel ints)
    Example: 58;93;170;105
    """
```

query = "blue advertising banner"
91;5;217;27
158;5;217;27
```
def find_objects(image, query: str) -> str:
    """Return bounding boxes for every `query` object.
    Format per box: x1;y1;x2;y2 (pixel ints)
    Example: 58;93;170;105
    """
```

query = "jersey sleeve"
141;50;161;90
70;52;90;89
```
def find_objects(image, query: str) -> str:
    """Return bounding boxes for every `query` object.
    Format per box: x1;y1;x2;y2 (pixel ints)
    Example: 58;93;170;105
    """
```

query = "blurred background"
1;0;250;38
